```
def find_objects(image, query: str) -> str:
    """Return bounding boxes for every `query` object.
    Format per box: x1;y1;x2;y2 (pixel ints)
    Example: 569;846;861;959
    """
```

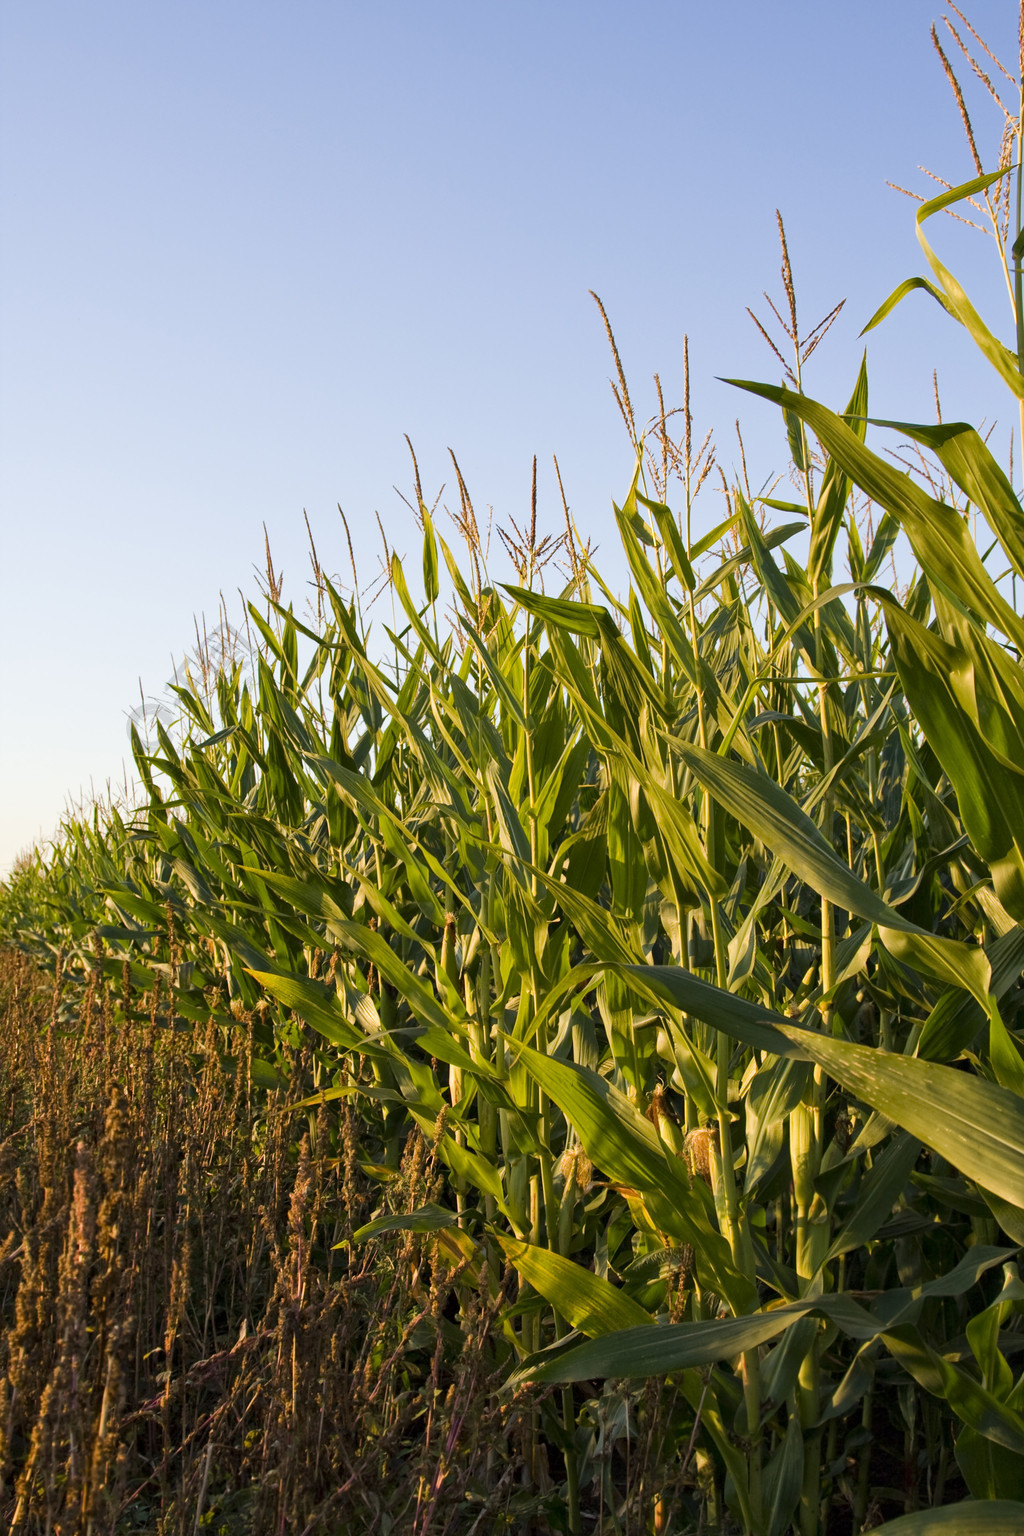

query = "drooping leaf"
778;1024;1024;1209
353;1203;456;1242
726;377;1024;653
869;1503;1024;1535
676;740;991;1003
512;1039;750;1309
497;1237;653;1335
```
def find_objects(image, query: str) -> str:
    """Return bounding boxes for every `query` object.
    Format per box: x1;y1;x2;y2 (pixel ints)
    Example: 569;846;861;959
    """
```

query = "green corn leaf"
881;927;992;1010
422;507;440;605
784;405;808;471
868;1504;1024;1535
516;1302;817;1385
918;924;1024;1062
861;167;1019;392
376;815;447;926
353;1203;456;1243
244;865;350;928
764;1410;804;1536
437;532;477;611
309;754;488;932
617;963;808;1060
777;1024;1024;1209
952;616;1024;779
635;489;695;590
247;969;366;1051
435;1132;508;1213
823;1131;922;1264
484;758;532;867
517;1249;1010;1386
497;1237;654;1334
725;378;1024;653
502;585;607;640
862;508;900;583
511;1039;750;1308
106;890;167;927
745;1055;813;1194
676;740;991;1003
248;1057;287;1091
956;1421;1024;1502
457;615;529;730
252;877;476;1048
664;1019;720;1121
738;495;816;663
881;600;1024;918
867;417;1024;584
861;275;959;334
912;169;1022;396
613;500;693;671
688;506;742;560
390;554;444;666
523;625;724;901
881;1323;1024;1454
531;873;642;966
694;521;807;603
674;740;892;922
989;1002;1024;1098
389;1023;485;1080
533;733;590;852
807;353;868;589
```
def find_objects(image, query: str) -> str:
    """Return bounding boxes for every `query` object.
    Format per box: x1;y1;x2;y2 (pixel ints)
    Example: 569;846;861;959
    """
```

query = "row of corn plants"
5;10;1024;1532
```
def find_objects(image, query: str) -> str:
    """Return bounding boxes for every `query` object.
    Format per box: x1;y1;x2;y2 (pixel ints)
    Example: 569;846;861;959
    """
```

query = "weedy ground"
0;948;571;1535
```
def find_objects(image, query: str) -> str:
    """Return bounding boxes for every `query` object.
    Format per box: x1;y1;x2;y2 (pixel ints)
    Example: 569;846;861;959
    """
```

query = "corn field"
5;10;1024;1535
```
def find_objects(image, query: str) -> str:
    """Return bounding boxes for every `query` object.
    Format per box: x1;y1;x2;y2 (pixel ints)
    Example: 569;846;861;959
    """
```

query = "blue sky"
1;0;1019;871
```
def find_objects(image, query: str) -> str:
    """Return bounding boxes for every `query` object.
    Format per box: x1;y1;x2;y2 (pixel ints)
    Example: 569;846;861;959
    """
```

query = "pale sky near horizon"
1;1;1019;874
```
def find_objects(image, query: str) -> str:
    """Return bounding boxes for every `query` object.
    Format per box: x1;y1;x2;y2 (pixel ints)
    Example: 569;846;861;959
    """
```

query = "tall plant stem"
687;526;764;1531
521;601;579;1529
791;338;835;1536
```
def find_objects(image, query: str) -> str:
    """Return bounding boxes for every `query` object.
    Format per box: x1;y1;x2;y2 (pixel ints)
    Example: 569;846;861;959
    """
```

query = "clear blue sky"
1;1;1018;871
